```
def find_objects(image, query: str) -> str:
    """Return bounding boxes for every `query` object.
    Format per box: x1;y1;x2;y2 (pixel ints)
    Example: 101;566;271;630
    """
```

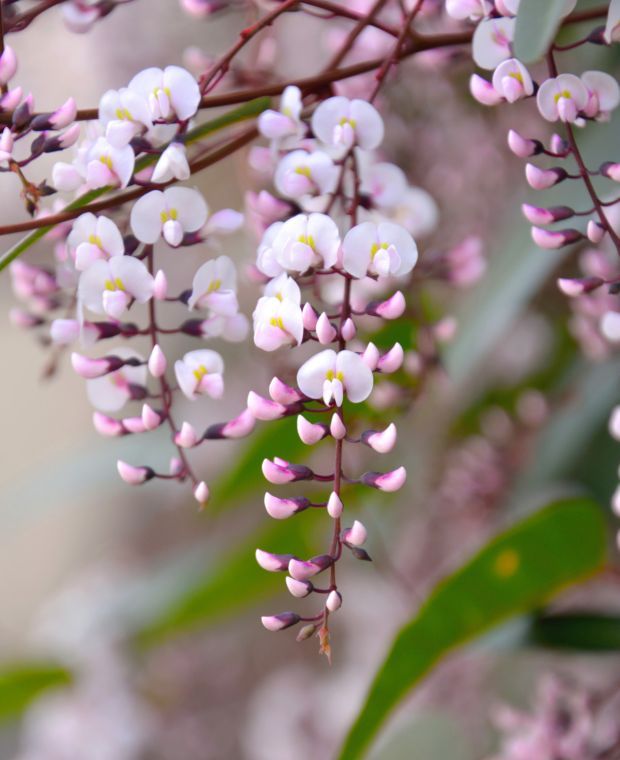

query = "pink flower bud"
366;291;406;320
269;376;303;405
316;312;337;344
521;204;573;226
330;413;346;440
285;577;313;598
32;97;77;131
587;220;606;244
601;311;620;342
557;276;604;297
327;491;343;518
550;134;570;156
342;519;367;547
9;309;43;329
141;404;161;431
302;302;318;330
92;412;125;437
377;343;404;373
175;421;199;448
204;408;256;439
0;46;17;87
326;590;342;612
193;480;210;506
297;415;328;445
601;162;620;182
362;423;397;453
531;227;583;249
153;269;168;300
261;612;301;631
247;390;287;421
169;457;184;477
612;485;620;517
117;460;153;485
122;416;147;434
1;86;23;111
148;344;167;378
262;458;313;484
362;342;380;370
264;492;310;519
433;316;458;343
288;554;333;581
71;352;124;379
361;466;407;492
469;74;502;106
609;405;620;440
341;318;356;341
255;549;295;572
525;164;566;190
507;129;541;158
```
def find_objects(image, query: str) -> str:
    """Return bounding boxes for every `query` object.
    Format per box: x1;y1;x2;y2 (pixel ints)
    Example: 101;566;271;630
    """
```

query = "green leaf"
0;97;270;273
338;498;607;760
0;662;72;722
526;612;620;651
513;0;571;63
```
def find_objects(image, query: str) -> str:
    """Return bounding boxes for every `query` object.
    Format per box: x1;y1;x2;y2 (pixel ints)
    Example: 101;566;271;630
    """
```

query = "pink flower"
537;74;589;123
174;349;224;400
342;221;418;279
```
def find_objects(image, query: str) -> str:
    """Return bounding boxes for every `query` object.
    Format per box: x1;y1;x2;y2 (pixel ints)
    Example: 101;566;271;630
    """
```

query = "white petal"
297;349;337;399
307;213;340;269
342;221;375;278
164;65;200;120
163;186;208;232
378;222;418;276
311;96;350;145
336;350;373;403
349;99;384;150
130;190;166;243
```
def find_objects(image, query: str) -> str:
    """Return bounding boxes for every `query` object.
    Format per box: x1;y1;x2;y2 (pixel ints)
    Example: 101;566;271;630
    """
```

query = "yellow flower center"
554;89;573;103
193;364;208;382
206;278;222;294
104;277;125;292
270;316;285;329
326;370;344;382
338;117;356;128
160;208;179;223
297;234;316;249
115;107;133;121
370;242;389;259
508;71;524;85
99;155;113;170
294;166;312;178
88;234;104;249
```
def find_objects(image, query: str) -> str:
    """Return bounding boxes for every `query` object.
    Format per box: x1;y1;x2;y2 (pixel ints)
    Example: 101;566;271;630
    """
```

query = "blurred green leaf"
338;497;607;760
526;612;620;651
0;97;270;273
0;662;72;722
514;0;569;62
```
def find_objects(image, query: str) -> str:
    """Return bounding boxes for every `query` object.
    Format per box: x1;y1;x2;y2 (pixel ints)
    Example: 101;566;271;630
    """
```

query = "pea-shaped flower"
128;65;201;122
253;273;303;351
98;86;153;148
78;256;154;319
269;213;340;274
491;59;534;103
472;17;515;70
537;74;588;123
130;187;208;247
67;213;124;271
188;255;239;315
342;221;418;279
274;150;338;200
297;349;373;406
257;85;304;142
311;96;384;150
175;349;224;400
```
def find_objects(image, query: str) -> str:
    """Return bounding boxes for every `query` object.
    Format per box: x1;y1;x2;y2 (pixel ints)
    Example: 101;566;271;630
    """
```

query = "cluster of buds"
247;87;428;656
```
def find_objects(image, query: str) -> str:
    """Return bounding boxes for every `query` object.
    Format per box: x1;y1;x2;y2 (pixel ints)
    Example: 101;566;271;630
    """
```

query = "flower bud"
366;291;406;320
302;302;318;330
269;376;303;405
350;546;372;561
362;342;380;370
469;74;502;106
612;485;620;517
341;318;356;341
9;309;44;329
50;318;80;344
330;413;346;440
327;491;343;518
587;220;606;244
175;421;199;448
264;492;310;519
550;134;570;156
557;276;604;297
360;466;407;492
255;549;295;572
204;408;256;439
609;405;620;440
122;416;147;434
1;86;23;111
117;460;154;485
326;590;342;612
193;481;210;506
377;343;404;373
601;162;620;182
0;46;17;87
296;623;318;641
262;458;313;484
600;311;620;342
521;204;573;226
342;520;367;547
71;352;125;379
297;415;328;445
316;312;337;344
288;554;333;581
507;129;542;158
169;457;184;477
362;423;397;453
92;412;125;437
525;164;567;190
141;404;162;431
531;227;583;249
31;97;77;131
261;612;301;631
247;390;287;421
148;344;167;378
285;577;313;598
153;269;168;300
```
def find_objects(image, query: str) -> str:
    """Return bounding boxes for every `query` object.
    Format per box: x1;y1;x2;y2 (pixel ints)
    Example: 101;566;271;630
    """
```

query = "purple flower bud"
330;413;346;440
264;492;310;519
377;343;404;374
362;342;380;370
148;344;167;377
302;302;318;331
557;276;604;297
0;46;17;87
194;481;209;506
507;129;542;158
288;554;333;581
247;390;287;421
341;318;356;341
153;269;168;300
261;612;301;631
362;423;397;453
327;491;343;518
255;549;295;572
360;466;407;492
297;415;329;445
316;312;337;344
42;123;81;153
521;204;574;226
31;97;76;131
366;291;406;320
262;458;313;484
122;416;147;434
204;408;256;439
587;220;606;244
141;404;162;431
531;226;583;249
1;86;23;111
285;576;313;598
342;519;368;547
269;376;303;405
71;352;125;379
469;74;502;106
326;590;342;612
92;412;125;437
350;546;372;561
175;421;199;448
600;162;620;181
525;164;567;190
117;460;154;485
550;134;570;157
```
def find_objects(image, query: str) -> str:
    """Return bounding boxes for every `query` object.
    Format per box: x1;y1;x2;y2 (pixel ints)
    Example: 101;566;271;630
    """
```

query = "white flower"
342;221;418;278
491;58;534;102
130;187;208;247
86;347;146;411
472;18;515;70
581;71;620;121
98;87;152;148
297;349;373;406
85;136;135;189
387;186;439;238
605;0;620;43
257;85;304;142
67;213;124;271
78;256;154;319
445;0;491;21
253;273;303;351
62;0;99;32
151;142;190;183
175;349;224;400
129;65;201;122
359;160;408;209
0;127;13;168
188;255;239;314
311;96;384;151
269;213;340;274
537;74;589;123
256;222;285;278
274;149;337;200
